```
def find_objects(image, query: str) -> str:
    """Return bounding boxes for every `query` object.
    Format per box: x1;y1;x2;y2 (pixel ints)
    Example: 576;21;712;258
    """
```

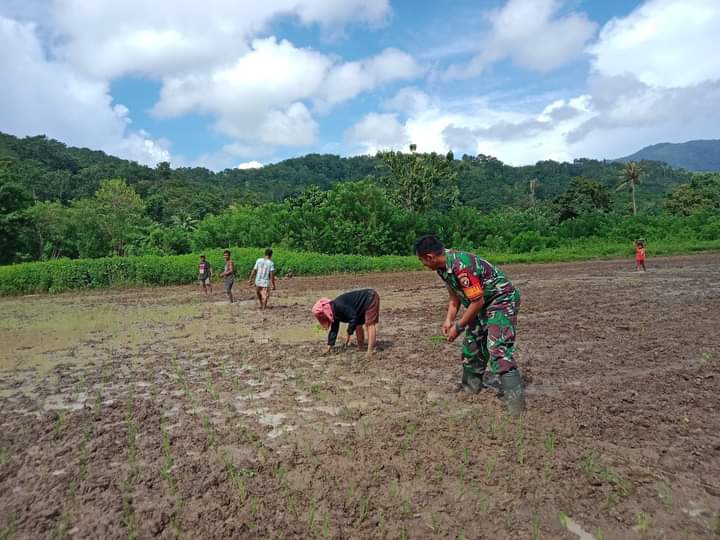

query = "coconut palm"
618;161;642;215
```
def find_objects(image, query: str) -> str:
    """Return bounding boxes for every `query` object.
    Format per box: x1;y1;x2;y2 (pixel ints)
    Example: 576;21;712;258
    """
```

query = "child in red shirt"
634;240;646;272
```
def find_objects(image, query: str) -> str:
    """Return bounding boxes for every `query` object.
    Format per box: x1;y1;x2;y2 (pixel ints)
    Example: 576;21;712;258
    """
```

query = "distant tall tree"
529;178;540;206
618;162;643;215
377;151;458;213
94;179;147;255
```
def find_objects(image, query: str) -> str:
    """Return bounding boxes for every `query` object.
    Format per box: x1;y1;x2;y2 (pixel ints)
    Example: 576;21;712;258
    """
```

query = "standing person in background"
312;289;380;358
635;239;647;272
414;235;526;415
198;255;213;296
249;248;276;310
219;250;236;303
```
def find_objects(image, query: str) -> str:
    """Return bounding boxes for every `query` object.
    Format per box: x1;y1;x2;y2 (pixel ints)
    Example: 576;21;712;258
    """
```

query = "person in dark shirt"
312;289;380;357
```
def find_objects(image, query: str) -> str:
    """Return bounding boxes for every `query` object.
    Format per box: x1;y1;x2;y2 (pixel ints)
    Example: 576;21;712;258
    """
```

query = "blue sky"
1;0;719;169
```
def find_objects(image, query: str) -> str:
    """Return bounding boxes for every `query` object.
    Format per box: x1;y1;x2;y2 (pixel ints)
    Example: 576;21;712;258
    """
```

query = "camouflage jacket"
437;249;516;308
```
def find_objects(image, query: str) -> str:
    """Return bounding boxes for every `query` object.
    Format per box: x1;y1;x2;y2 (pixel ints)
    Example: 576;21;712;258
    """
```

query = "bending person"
415;235;526;415
313;289;380;357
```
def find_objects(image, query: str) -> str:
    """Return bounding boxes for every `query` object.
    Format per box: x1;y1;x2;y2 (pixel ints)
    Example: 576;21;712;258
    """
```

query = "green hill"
0;132;694;216
619;139;720;171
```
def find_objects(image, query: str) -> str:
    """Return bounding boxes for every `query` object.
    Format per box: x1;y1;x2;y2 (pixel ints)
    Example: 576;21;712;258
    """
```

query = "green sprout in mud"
400;499;413;519
206;378;219;400
388;479;400;500
543;432;557;456
376;511;385;531
358;495;369;523
309;383;328;402
579;451;630;498
531;514;540;540
275;464;288;484
634;511;650;533
321;515;332;540
78;427;93;480
596;527;605;540
400;423;417;456
308;499;317;531
0;448;7;466
94;390;103;416
558;511;568;529
476;489;493;513
485;452;498;479
426;335;446;346
53;410;66;440
201;414;217;448
514;421;526;465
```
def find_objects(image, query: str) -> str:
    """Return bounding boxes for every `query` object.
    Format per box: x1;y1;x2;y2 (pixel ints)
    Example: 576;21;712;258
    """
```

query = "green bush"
0;248;423;296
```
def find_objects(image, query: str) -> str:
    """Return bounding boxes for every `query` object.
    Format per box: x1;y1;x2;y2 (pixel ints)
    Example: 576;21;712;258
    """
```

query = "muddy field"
1;254;719;539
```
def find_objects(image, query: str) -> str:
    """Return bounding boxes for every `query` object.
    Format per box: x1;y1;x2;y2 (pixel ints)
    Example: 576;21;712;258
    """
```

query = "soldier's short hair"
415;235;444;256
265;248;273;257
223;249;231;256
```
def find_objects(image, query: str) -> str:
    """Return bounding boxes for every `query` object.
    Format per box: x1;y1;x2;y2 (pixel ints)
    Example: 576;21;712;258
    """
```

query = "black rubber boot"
500;369;526;415
456;365;484;394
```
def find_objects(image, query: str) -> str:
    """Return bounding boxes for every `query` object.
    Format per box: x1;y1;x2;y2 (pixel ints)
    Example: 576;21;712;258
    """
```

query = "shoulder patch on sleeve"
456;269;483;301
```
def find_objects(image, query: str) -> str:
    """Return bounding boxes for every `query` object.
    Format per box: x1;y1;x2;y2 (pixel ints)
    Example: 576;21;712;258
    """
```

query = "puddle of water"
44;391;87;411
564;516;595;540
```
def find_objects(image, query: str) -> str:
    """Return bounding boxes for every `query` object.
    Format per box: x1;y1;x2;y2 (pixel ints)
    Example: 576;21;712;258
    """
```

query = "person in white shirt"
249;248;277;310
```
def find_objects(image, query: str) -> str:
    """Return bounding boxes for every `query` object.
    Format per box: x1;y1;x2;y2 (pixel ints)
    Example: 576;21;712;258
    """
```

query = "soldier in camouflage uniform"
415;235;526;414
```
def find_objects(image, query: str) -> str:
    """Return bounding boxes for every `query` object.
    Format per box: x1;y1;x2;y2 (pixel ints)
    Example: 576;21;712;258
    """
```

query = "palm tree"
618;162;642;215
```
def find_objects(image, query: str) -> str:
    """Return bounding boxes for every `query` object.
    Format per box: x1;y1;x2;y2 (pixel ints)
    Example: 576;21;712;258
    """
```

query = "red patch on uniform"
456;269;483;301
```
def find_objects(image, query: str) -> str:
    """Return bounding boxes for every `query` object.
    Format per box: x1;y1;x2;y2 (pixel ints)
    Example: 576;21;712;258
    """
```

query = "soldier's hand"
446;324;460;342
441;320;452;337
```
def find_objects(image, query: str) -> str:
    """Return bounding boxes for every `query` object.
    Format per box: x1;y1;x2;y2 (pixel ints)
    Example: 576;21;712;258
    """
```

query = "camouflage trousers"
461;289;520;378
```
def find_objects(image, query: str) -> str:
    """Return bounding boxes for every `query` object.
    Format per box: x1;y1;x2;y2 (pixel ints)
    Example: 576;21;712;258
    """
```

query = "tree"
24;201;74;259
553;177;611;221
94;179;147;255
664;173;720;215
618;162;643;215
378;151;458;213
0;178;33;264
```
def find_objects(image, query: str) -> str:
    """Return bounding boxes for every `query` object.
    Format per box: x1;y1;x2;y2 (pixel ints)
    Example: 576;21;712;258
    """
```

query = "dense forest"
1;131;719;264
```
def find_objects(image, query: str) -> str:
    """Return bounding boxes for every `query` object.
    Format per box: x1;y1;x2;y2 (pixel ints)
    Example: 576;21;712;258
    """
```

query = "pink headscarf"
312;297;334;327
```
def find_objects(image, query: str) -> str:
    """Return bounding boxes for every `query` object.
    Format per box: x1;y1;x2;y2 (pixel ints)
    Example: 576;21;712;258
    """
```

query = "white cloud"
154;37;421;147
445;0;597;79
0;16;169;166
238;161;264;170
366;0;720;165
589;0;720;88
383;87;432;114
320;48;422;108
344;113;408;153
46;0;390;79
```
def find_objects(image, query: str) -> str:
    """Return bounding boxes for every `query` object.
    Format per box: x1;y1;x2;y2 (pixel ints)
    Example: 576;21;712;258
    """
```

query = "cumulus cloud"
153;37;421;147
588;0;720;88
45;0;390;79
320;48;422;108
238;161;263;170
344;113;408;153
566;0;720;154
0;16;169;165
376;0;720;165
445;0;597;79
383;87;432;114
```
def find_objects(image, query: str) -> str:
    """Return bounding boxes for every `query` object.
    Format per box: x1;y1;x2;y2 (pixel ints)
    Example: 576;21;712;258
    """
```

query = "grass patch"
2;239;719;295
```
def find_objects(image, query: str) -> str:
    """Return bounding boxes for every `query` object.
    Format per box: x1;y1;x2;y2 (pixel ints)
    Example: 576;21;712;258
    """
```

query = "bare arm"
270;271;276;290
442;284;461;335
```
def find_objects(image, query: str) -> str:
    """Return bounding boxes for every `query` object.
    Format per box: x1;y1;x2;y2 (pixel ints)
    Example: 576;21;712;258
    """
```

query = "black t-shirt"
327;289;376;346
